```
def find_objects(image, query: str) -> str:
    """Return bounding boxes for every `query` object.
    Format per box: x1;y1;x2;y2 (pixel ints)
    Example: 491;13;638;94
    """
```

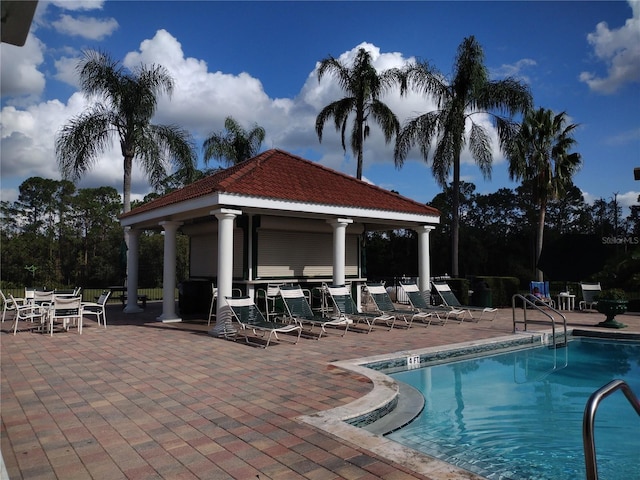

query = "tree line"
2;175;637;292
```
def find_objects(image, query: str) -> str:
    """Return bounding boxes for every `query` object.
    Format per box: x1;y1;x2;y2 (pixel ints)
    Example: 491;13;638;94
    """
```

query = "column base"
123;305;144;314
209;320;236;338
156;315;182;323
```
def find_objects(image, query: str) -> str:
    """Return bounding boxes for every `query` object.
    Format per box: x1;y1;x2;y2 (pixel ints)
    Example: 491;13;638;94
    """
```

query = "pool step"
362;382;424;435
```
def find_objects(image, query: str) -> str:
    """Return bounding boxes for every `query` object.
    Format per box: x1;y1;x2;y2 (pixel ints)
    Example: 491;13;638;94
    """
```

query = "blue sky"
2;0;639;215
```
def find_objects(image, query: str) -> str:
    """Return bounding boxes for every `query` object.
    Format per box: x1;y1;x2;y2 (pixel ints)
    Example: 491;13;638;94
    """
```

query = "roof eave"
120;192;439;229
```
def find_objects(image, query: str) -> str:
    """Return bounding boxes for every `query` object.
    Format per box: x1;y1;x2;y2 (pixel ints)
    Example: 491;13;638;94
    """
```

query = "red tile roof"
121;149;439;218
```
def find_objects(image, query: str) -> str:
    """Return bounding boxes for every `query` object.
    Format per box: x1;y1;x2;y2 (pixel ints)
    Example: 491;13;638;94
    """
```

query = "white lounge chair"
225;296;302;348
579;282;601;311
431;281;498;321
400;282;467;324
279;285;350;339
325;284;395;333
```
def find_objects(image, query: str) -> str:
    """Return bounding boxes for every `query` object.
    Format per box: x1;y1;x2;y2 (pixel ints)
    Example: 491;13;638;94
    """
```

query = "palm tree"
315;48;401;180
56;50;197;214
203;116;266;166
394;36;532;277
506;107;581;281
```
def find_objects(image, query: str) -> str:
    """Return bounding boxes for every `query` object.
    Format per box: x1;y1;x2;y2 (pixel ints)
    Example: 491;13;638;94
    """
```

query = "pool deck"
2;302;639;480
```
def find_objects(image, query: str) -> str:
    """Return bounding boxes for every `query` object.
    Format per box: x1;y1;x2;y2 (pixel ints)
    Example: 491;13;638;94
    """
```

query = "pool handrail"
511;294;567;348
583;379;640;480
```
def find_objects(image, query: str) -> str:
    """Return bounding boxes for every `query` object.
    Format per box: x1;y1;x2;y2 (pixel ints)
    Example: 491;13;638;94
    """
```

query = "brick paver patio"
2;301;638;479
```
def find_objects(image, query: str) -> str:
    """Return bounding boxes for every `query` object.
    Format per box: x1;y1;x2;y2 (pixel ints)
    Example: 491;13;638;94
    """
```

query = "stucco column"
328;218;353;286
124;227;143;313
157;220;182;322
210;208;241;337
417;225;435;295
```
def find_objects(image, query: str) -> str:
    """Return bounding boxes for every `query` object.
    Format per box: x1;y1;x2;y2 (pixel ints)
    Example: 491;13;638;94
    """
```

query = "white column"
210;209;241;337
417;225;435;294
328;218;353;286
124;228;143;313
157;220;182;322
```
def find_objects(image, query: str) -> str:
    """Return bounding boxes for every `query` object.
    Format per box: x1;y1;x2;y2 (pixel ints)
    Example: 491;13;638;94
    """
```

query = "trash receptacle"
471;280;492;308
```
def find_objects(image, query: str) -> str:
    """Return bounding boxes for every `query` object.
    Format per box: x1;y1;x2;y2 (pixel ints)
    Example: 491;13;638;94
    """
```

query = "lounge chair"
579;282;601;311
365;283;437;327
400;282;466;324
431;281;498;321
225;296;301;348
325;284;395;333
529;281;555;308
279;285;350;339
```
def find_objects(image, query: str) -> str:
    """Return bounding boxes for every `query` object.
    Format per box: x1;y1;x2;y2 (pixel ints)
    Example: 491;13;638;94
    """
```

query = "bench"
117;294;148;308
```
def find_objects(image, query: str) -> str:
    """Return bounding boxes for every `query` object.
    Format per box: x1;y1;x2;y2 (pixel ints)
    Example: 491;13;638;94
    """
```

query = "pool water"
387;338;640;480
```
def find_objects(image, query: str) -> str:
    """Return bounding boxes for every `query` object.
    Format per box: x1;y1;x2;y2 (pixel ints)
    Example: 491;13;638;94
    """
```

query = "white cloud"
579;0;640;94
490;58;537;83
54;54;82;87
0;34;46;102
51;14;118;40
617;190;640;210
50;1;106;12
604;126;640;146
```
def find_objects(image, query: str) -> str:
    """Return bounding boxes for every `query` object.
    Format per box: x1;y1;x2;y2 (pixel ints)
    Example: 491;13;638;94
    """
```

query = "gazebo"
120;149;440;336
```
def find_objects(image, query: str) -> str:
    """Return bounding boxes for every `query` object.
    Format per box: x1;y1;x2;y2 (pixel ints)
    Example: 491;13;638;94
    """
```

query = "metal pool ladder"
583;380;640;480
511;294;567;348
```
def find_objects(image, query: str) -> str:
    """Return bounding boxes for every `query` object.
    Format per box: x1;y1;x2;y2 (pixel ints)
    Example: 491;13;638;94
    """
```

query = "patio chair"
225;296;302;348
529;281;555;308
33;290;54;308
6;295;45;335
579;282;601;311
399;282;466;324
365;283;439;328
48;296;83;336
1;289;26;323
82;290;111;328
256;283;285;321
325;285;395;333
208;285;217;326
431;282;498;321
279;285;350;339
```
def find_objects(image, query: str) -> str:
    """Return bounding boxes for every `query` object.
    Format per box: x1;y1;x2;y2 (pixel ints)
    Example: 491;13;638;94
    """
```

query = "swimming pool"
386;337;640;480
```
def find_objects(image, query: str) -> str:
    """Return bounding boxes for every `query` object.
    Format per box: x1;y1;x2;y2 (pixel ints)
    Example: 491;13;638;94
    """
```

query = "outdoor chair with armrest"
365;283;437;328
279;285;350;339
48;296;83;336
225;296;302;348
208;285;217;326
82;290;111;328
432;281;498;321
325;284;395;333
579;282;601;311
529;281;555;309
1;289;26;323
33;290;54;308
6;295;45;335
399;282;466;324
256;283;285;322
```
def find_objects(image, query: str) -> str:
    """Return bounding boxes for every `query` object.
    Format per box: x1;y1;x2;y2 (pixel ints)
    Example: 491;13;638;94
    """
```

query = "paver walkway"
2;302;638;479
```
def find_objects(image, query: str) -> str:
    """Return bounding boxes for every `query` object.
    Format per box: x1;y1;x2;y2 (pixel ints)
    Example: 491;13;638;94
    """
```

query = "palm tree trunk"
451;155;460;277
535;199;547;282
356;110;364;180
123;155;133;214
